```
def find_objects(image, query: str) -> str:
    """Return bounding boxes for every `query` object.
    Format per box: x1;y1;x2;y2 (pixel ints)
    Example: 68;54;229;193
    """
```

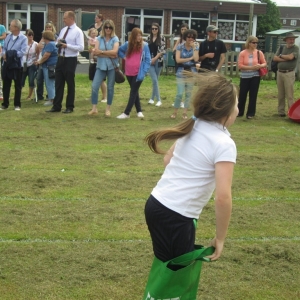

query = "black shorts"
145;194;196;262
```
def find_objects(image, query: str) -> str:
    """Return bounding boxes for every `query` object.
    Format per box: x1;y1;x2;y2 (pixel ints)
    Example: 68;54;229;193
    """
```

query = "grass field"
0;72;300;299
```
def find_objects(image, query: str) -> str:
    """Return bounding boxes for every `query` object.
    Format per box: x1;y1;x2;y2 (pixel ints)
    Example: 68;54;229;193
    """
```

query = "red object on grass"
288;99;300;123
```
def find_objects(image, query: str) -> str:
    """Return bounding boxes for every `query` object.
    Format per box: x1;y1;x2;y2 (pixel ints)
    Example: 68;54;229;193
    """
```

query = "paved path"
76;63;89;74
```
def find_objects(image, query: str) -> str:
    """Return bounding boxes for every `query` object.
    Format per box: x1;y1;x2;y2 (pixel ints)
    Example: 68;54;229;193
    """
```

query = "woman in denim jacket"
89;19;119;117
171;29;199;120
117;28;151;119
146;23;165;107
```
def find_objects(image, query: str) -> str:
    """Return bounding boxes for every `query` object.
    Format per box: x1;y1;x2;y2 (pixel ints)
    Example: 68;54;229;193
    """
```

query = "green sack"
143;245;215;300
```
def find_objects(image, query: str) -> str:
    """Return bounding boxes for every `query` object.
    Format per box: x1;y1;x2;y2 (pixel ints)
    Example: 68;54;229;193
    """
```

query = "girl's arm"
207;161;234;261
172;38;180;52
163;142;176;167
118;42;128;59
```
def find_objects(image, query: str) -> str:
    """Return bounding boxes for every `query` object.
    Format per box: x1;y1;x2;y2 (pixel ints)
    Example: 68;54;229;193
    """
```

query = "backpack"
271;45;284;73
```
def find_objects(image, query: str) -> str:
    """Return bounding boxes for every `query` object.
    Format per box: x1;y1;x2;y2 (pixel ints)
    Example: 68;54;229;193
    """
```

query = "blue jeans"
42;67;55;100
148;60;162;101
174;76;193;109
91;68;115;105
21;64;37;88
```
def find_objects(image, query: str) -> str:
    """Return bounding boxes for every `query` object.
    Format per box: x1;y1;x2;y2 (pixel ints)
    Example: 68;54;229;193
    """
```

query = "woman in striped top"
238;35;267;119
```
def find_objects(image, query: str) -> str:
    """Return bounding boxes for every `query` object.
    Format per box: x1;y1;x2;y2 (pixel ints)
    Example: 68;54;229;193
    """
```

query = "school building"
0;0;266;49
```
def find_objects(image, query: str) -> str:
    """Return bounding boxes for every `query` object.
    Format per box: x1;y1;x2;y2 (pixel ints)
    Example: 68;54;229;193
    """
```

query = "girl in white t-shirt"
145;72;239;264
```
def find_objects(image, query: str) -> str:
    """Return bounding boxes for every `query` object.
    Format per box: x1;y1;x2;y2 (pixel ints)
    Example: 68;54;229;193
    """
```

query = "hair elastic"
191;115;197;121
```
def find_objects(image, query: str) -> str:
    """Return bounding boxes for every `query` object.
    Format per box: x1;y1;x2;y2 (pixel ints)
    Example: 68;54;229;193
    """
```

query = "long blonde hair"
145;72;238;154
100;20;116;38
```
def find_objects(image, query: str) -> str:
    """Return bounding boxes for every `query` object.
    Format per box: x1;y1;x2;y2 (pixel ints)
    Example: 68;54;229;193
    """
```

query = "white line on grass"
0;196;299;202
1;237;300;244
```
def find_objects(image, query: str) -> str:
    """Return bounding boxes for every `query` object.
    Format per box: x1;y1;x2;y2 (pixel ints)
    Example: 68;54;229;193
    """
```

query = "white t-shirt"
151;120;237;219
22;41;38;67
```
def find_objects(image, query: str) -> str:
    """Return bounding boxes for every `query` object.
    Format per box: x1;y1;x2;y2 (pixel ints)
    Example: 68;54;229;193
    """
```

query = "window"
283;19;286;25
123;9;164;41
218;14;249;41
171;11;209;39
7;3;47;31
290;20;297;26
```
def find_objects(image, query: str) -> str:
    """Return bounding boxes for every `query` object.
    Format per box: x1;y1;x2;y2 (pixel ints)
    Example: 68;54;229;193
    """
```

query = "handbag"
143;245;215;300
114;67;125;84
257;50;268;77
271;44;284;73
23;42;33;73
89;63;96;81
47;65;56;79
23;62;27;72
103;38;125;84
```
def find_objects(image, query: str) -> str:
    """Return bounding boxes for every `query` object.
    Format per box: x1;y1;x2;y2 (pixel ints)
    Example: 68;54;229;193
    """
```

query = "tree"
256;0;281;37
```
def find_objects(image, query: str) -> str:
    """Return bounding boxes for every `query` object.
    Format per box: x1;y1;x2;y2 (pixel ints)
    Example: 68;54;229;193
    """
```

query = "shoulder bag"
257;50;268;77
48;65;56;79
103;38;125;84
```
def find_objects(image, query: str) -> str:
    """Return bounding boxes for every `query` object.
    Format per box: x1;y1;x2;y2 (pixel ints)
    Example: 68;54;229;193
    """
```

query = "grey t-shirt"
276;44;299;70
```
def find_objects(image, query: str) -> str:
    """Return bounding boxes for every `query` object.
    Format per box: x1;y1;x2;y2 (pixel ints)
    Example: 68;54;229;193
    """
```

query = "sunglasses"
105;26;113;30
251;42;258;44
152;28;158;30
186;36;195;39
28;33;33;36
212;31;218;33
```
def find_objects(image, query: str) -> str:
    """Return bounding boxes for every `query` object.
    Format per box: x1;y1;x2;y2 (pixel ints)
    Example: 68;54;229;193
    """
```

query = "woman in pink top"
238;35;266;119
117;28;151;119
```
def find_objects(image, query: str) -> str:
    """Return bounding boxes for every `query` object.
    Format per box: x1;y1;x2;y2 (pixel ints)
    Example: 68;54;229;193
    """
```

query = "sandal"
105;110;111;117
88;110;98;115
182;113;188;119
170;113;177;119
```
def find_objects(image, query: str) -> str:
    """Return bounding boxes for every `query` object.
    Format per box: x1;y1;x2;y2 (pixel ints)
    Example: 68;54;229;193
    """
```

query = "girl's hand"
206;237;225;261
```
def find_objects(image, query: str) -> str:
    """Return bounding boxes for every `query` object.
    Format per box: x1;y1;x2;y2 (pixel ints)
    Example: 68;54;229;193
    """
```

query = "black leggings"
145;195;195;262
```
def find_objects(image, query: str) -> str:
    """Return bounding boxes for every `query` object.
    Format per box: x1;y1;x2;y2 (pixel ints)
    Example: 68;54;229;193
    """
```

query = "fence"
164;50;300;81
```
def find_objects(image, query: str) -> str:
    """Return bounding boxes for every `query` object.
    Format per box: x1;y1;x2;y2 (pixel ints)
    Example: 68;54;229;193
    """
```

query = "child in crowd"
144;72;239;271
88;28;98;63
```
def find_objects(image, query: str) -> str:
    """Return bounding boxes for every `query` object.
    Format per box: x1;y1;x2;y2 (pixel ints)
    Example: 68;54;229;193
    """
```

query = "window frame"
171;10;210;40
217;13;249;42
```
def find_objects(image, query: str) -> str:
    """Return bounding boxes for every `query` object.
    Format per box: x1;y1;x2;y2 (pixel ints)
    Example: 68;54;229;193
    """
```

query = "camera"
56;39;67;48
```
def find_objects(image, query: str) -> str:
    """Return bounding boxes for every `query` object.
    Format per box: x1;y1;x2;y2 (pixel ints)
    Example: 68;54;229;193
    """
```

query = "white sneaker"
14;106;21;111
155;101;162;107
44;100;53;106
116;113;130;119
101;99;107;103
137;112;144;118
90;59;95;64
180;102;184;108
148;99;154;104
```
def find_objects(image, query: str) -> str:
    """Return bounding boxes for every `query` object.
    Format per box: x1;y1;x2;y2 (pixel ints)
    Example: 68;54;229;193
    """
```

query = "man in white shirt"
46;11;84;113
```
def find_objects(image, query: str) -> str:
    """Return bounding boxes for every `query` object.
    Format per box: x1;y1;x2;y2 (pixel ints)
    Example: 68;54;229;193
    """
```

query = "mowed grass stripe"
0;199;299;240
0;240;299;300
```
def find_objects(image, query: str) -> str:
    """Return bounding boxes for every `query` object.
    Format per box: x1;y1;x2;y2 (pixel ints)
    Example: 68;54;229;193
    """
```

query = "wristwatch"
279;54;282;58
101;50;104;54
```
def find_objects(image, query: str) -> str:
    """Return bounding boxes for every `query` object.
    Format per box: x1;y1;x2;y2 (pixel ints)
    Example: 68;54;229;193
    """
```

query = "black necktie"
58;27;70;56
